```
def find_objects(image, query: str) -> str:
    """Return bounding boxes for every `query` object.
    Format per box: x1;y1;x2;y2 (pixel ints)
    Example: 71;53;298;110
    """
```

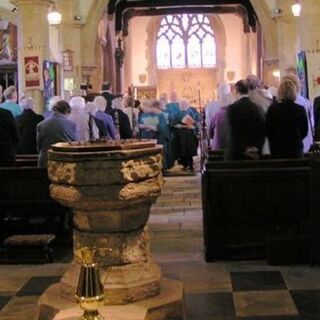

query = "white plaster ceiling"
0;0;16;12
78;0;95;19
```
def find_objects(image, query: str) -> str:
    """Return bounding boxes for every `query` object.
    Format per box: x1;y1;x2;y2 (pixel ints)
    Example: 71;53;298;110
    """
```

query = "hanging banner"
43;60;57;111
306;50;320;101
297;51;309;99
24;56;40;88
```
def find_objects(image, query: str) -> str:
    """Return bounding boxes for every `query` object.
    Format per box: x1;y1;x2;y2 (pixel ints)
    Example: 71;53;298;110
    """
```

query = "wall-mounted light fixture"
48;1;62;25
291;0;301;17
272;69;281;78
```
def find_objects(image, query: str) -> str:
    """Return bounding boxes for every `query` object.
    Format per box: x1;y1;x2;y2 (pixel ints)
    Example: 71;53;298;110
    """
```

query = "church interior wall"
220;14;249;83
125;13;251;100
77;0;95;21
2;0;320;105
126;16;152;90
48;26;60;65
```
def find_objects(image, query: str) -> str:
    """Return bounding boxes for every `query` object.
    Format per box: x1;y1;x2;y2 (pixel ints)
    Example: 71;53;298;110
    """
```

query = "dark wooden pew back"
202;158;311;262
15;154;38;167
0;166;69;241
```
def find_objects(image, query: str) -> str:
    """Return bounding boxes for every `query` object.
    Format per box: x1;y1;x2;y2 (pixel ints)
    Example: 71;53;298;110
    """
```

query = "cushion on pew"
4;234;55;247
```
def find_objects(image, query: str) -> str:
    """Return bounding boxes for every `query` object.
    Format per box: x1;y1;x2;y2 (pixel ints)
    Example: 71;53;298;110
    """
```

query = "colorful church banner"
24;56;40;88
297;51;309;99
43;60;57;111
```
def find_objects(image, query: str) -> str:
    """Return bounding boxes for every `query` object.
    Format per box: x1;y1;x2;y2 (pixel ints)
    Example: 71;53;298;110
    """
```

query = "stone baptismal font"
37;139;185;320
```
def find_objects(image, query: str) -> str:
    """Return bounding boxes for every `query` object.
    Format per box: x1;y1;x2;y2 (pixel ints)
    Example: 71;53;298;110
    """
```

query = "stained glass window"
156;14;216;69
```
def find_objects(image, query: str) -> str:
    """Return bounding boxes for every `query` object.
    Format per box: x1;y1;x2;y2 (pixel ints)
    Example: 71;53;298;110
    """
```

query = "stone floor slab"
0;296;11;311
0;296;38;318
231;271;287;292
282;267;320;290
0;277;29;296
186;292;235;318
290;289;320;315
16;276;61;296
233;290;298;317
160;261;232;293
38;278;185;320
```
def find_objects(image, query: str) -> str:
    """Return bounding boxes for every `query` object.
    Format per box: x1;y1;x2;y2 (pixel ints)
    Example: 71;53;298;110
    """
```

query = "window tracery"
156;14;216;69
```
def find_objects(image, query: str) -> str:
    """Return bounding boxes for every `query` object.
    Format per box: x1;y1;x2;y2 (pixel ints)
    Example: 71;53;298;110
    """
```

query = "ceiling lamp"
48;2;62;25
291;0;301;17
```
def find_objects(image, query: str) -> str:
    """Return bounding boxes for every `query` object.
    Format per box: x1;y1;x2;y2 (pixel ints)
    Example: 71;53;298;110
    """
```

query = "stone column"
244;32;252;76
13;0;51;113
115;37;124;94
275;15;299;75
56;0;83;98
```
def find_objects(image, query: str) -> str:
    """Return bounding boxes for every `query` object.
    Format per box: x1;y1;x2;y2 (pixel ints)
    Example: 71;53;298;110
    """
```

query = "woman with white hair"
0;85;22;117
124;96;140;138
108;97;132;139
209;88;235;150
16;97;44;154
69;96;99;141
93;95;116;139
84;102;106;138
205;83;231;130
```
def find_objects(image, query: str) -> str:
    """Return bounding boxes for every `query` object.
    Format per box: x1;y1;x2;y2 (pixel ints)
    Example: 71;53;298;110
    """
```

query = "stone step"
154;199;202;207
150;206;202;214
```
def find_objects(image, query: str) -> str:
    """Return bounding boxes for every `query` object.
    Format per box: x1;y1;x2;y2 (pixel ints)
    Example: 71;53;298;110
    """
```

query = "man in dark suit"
0;107;19;166
313;95;320;138
37;100;77;168
226;79;266;160
16;97;44;154
101;82;123;113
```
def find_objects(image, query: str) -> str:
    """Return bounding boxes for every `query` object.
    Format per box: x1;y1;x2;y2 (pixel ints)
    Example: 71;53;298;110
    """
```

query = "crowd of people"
1;72;317;170
0;84;200;172
207;73;317;160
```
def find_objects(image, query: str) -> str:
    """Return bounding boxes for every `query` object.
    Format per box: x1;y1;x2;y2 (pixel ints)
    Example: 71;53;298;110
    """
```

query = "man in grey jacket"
37;100;77;168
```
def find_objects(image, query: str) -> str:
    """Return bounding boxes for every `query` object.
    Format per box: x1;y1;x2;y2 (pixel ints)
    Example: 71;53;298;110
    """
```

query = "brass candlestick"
75;247;104;320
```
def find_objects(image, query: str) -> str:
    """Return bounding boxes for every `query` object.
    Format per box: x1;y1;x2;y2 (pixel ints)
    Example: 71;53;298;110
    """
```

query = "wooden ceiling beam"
122;6;252;36
109;0;256;35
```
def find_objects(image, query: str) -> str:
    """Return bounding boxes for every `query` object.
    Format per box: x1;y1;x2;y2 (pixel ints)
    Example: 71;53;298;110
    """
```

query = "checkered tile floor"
185;270;320;319
1;175;320;319
1;270;320;319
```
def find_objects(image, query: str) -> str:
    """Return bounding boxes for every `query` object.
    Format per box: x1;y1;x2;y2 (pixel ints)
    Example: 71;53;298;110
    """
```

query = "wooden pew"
202;157;312;263
15;154;38;167
0;166;69;244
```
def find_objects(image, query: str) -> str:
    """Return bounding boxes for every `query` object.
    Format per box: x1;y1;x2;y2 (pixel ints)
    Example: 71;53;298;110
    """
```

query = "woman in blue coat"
138;100;170;169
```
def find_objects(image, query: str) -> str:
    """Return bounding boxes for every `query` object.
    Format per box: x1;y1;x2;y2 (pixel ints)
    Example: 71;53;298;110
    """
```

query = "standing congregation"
0;72;316;170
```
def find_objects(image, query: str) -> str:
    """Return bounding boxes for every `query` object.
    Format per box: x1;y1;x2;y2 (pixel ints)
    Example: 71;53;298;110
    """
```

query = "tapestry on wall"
43;60;57;111
0;31;10;62
297;51;309;99
24;56;40;88
0;24;17;63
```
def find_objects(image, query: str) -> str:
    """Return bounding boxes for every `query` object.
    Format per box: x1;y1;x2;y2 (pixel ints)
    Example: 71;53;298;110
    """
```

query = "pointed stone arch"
85;0;278;88
250;0;278;59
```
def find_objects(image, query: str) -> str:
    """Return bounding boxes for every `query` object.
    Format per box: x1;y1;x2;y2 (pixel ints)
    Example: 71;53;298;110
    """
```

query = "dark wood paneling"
202;158;312;262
